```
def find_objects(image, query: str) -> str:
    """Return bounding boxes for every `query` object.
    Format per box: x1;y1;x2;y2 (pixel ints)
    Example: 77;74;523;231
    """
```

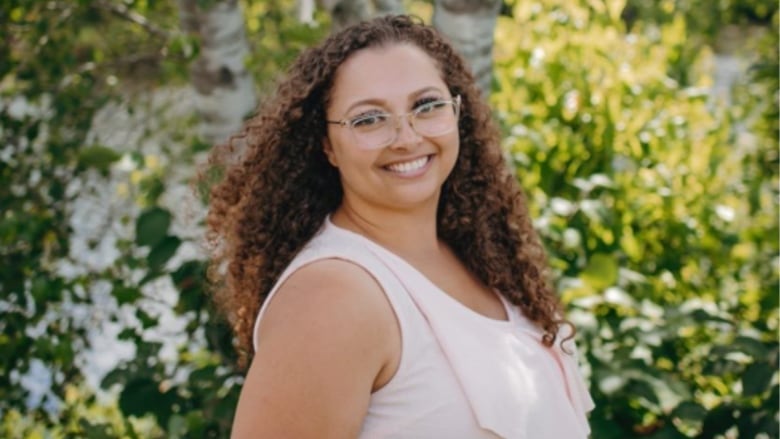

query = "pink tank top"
253;218;594;438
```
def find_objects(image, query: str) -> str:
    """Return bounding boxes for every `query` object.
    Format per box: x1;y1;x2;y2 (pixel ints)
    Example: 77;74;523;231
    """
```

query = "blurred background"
1;0;777;437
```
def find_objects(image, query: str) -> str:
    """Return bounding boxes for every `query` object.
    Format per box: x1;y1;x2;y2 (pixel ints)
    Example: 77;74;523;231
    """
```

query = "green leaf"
671;401;707;422
101;367;128;389
644;424;687;439
587;416;625;439
117;379;177;426
136;309;158;330
190;365;218;389
135;207;171;247
171;260;205;289
742;361;775;397
167;414;187;438
732;336;770;359
118;378;161;417
690;309;733;324
117;328;137;341
214;388;240;421
78;418;113;439
31;277;62;303
113;286;142;305
172;260;206;312
701;404;736;437
628;379;660;405
185;411;207;437
140;175;166;205
147;236;181;271
77;145;120;171
580;253;618;290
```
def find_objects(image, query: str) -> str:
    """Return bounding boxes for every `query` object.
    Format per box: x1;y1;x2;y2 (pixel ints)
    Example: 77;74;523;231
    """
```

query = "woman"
207;15;593;438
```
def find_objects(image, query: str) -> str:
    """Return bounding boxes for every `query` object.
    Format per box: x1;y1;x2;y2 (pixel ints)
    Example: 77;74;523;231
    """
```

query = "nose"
390;113;421;148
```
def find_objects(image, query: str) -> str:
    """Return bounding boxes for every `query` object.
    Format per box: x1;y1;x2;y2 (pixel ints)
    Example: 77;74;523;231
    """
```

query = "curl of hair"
205;15;572;367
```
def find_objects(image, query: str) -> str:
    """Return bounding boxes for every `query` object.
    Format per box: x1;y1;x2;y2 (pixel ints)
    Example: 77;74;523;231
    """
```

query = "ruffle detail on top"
359;238;594;439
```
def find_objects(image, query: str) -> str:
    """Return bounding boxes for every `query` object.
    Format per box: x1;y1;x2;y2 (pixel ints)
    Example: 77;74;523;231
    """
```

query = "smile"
384;155;432;175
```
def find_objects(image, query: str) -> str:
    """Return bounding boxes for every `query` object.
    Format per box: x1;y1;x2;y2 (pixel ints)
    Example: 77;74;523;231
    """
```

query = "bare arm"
231;259;401;438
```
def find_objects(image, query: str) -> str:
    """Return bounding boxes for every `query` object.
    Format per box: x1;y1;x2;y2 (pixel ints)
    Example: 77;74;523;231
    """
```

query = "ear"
323;137;338;168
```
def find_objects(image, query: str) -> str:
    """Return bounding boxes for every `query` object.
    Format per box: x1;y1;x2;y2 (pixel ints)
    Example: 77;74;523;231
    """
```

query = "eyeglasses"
326;95;461;150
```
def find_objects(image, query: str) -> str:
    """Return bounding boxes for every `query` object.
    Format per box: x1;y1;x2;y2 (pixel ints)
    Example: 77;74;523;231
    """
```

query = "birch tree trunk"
298;0;317;24
306;0;402;30
318;0;372;31
373;0;404;15
177;0;256;145
433;0;501;97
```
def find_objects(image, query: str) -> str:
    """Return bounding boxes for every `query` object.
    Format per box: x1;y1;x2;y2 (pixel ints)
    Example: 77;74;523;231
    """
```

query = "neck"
331;199;441;258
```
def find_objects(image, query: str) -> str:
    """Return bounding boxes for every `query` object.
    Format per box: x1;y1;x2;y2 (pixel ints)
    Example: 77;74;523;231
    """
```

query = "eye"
415;97;449;115
414;96;440;110
350;112;389;129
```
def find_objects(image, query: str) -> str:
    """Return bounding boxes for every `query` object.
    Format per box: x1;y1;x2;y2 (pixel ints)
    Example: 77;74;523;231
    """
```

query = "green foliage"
242;0;330;95
622;0;778;42
1;0;229;436
2;0;117;422
496;0;778;436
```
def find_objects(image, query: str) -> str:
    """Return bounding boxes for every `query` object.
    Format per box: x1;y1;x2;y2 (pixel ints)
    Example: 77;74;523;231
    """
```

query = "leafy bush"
494;0;778;437
622;0;778;40
2;0;328;437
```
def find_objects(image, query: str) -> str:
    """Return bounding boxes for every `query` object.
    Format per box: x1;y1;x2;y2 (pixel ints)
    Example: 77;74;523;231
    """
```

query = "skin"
231;43;507;438
324;44;460;224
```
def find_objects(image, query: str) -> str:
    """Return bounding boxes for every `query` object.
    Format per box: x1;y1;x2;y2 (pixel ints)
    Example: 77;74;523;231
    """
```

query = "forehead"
328;43;447;110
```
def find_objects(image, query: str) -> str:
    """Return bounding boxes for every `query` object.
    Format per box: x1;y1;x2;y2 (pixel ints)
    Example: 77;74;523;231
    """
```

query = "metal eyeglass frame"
325;95;461;150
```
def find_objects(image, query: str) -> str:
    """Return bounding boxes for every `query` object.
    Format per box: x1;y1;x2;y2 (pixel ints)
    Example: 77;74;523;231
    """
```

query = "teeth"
386;156;429;174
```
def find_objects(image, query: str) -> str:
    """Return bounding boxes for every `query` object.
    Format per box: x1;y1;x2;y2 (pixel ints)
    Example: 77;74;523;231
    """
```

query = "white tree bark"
177;0;256;145
433;0;501;96
373;0;404;15
318;0;372;30
310;0;402;30
298;0;317;24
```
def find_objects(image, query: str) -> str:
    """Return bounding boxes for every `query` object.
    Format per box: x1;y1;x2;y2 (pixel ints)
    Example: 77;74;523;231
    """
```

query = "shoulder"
254;258;400;380
232;259;400;437
258;258;394;339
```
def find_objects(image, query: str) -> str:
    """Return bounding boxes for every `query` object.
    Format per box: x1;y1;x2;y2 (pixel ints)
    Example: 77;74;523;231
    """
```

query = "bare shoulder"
231;258;399;438
257;258;395;341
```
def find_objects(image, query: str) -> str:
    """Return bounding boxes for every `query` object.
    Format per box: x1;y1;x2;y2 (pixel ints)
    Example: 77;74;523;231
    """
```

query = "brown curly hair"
206;15;569;367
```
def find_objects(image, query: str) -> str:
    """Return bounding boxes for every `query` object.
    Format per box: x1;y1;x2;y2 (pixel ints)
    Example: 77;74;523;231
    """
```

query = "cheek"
444;132;460;156
443;134;461;171
329;143;377;176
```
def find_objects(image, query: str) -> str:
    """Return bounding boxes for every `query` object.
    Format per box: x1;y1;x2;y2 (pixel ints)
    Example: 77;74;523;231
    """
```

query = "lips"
383;155;432;174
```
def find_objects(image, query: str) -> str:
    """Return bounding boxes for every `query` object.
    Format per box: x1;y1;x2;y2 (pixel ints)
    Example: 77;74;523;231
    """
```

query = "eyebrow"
342;86;446;115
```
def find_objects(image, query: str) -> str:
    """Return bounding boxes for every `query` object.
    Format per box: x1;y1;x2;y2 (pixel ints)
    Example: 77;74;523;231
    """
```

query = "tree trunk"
318;0;372;31
177;0;256;145
311;0;402;31
298;0;317;24
433;0;501;97
373;0;404;15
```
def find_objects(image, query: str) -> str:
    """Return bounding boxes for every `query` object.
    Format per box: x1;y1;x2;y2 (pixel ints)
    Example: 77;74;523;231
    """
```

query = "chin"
383;184;443;210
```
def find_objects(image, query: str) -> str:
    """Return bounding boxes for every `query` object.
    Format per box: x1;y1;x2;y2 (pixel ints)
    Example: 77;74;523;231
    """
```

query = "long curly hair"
206;15;568;367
